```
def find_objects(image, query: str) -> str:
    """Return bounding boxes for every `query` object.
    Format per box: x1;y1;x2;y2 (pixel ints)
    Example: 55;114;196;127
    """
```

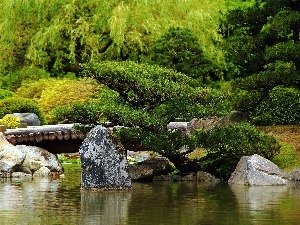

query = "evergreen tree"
82;60;232;171
148;27;221;83
222;0;300;123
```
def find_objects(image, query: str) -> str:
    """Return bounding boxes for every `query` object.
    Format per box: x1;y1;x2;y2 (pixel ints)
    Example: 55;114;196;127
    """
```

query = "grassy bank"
258;125;300;172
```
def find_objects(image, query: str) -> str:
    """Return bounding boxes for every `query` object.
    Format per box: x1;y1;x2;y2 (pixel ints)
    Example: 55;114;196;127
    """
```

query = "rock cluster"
0;133;63;179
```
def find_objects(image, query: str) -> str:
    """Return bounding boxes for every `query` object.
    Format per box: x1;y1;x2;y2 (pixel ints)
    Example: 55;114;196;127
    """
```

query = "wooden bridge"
3;123;182;154
4;124;86;154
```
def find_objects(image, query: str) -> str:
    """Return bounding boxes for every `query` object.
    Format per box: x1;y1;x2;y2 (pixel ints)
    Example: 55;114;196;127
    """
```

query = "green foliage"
142;130;198;156
83;60;233;172
251;86;300;125
115;127;198;158
222;0;300;120
0;97;44;123
0;66;50;91
34;78;101;123
197;123;281;179
0;89;15;100
114;127;146;148
57;154;81;164
0;0;226;76
147;27;221;82
52;100;103;124
0;115;21;129
83;61;232;131
83;61;193;130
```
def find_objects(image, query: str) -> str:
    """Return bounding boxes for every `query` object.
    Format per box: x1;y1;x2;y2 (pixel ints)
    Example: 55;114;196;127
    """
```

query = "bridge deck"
4;124;85;154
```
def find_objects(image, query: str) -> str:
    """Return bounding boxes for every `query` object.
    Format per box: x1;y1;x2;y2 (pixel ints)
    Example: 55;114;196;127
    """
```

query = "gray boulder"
167;122;188;131
0;145;25;176
228;154;289;186
288;168;300;181
79;125;131;190
197;171;221;182
33;166;51;178
128;157;173;181
10;113;41;126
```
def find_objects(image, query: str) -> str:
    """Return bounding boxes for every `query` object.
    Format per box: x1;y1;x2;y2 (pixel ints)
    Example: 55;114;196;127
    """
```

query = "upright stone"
79;125;131;190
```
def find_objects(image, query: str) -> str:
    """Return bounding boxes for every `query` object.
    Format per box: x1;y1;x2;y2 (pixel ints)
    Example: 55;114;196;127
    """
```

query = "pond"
1;164;300;225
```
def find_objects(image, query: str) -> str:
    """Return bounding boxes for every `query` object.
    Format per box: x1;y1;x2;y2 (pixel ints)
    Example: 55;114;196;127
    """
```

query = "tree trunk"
164;154;200;172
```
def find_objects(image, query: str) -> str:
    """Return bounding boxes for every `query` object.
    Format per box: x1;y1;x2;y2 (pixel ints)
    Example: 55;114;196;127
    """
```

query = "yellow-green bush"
16;78;54;101
0;115;21;128
36;78;102;123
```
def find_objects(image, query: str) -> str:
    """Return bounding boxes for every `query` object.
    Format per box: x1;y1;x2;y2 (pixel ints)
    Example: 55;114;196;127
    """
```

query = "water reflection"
0;177;60;212
1;165;300;225
0;178;66;224
0;164;82;225
230;184;289;210
230;184;300;225
81;191;131;225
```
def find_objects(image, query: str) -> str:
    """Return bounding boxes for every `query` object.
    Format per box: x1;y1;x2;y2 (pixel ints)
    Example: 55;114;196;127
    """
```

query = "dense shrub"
115;127;199;171
0;115;21;128
83;61;196;130
114;127;146;149
115;127;197;155
196;123;281;179
83;60;234;171
16;78;54;101
52;100;103;124
38;78;101;114
142;130;198;156
1;66;50;91
0;89;15;100
251;86;300;125
83;61;232;131
0;97;44;123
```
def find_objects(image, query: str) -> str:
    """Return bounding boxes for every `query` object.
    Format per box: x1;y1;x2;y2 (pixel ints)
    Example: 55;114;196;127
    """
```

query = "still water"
1;164;300;225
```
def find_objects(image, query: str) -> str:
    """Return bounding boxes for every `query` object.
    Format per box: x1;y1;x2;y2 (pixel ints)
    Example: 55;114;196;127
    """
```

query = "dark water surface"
1;164;300;225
